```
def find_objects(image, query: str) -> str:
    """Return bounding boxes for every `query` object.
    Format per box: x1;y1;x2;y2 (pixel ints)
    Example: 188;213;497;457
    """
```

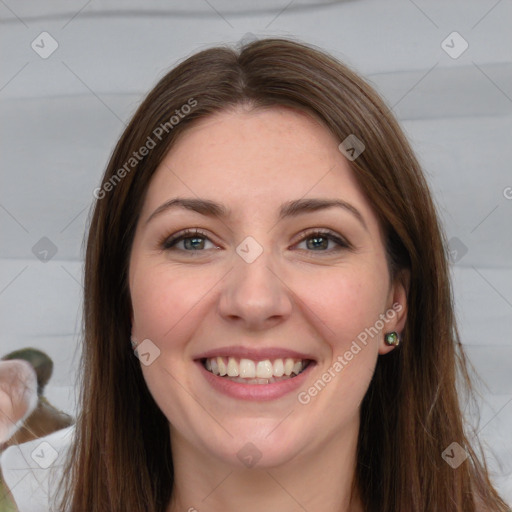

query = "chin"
207;421;309;470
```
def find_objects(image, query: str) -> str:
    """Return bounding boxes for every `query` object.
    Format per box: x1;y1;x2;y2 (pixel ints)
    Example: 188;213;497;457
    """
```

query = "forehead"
142;106;377;227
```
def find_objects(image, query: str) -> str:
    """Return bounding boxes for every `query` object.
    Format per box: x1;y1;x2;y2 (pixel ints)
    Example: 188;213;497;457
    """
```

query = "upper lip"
194;346;317;362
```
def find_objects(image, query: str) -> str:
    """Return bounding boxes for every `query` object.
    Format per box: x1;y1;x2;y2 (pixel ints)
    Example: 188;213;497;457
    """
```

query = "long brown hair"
58;38;510;511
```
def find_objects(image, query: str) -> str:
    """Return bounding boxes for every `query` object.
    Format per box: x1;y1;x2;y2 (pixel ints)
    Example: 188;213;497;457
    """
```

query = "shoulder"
0;425;75;512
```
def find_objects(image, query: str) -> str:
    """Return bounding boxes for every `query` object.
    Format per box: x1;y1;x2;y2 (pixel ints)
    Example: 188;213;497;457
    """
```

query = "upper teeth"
205;357;306;378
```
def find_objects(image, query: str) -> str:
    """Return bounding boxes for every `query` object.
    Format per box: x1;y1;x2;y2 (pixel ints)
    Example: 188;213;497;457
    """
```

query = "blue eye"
160;228;350;254
295;230;350;253
162;229;215;251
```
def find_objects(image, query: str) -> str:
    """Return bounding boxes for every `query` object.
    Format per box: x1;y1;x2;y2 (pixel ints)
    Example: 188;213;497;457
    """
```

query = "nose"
217;246;293;331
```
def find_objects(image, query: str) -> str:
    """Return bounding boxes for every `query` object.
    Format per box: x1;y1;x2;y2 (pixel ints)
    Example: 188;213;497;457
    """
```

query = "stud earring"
384;332;400;347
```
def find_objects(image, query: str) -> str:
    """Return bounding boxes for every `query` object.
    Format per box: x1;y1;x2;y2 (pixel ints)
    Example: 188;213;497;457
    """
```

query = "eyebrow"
145;197;367;230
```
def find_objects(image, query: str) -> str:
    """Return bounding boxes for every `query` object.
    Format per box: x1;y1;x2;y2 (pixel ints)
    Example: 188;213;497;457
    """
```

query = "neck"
167;418;363;512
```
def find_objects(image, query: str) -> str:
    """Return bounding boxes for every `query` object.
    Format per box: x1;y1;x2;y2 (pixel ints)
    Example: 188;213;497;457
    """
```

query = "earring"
130;336;138;350
384;332;400;347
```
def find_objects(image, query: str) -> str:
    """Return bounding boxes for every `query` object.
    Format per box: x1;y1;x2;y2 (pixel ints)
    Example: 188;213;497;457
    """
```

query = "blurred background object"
0;359;38;512
1;349;73;448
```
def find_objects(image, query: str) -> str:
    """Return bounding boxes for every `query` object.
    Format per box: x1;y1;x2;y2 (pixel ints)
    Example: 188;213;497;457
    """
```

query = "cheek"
292;266;386;410
300;265;388;350
129;263;208;425
130;261;223;347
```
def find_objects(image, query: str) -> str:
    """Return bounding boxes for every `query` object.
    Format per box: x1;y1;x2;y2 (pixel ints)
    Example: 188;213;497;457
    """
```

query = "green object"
0;473;18;512
2;348;53;396
384;332;399;346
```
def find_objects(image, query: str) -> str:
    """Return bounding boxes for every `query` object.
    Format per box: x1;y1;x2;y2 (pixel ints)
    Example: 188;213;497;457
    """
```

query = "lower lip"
196;360;315;401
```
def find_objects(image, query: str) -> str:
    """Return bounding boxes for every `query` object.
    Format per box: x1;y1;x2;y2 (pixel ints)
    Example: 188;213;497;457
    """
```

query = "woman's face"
129;106;407;468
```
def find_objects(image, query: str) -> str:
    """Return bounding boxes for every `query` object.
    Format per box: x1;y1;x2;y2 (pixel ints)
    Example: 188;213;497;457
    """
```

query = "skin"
129;106;408;512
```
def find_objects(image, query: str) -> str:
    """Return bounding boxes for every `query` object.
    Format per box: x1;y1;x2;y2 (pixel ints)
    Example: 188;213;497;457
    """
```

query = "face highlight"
128;106;407;469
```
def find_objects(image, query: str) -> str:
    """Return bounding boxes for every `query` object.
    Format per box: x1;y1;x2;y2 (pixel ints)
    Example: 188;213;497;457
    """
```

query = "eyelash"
159;228;351;255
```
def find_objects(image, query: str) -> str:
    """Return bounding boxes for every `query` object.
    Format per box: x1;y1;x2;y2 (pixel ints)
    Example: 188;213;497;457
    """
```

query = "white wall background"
1;0;511;504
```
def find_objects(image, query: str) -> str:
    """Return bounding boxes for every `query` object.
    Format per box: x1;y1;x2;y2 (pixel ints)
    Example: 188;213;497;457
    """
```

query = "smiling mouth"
201;356;313;384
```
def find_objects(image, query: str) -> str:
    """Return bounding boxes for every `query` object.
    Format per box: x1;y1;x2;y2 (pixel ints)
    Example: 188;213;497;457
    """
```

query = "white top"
0;426;74;512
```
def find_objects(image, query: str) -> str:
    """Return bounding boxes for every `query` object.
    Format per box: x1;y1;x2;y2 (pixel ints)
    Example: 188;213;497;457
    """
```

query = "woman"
49;38;511;510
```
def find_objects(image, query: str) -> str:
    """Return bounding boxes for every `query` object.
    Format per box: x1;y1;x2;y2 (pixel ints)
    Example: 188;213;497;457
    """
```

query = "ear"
378;269;410;355
0;360;38;444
